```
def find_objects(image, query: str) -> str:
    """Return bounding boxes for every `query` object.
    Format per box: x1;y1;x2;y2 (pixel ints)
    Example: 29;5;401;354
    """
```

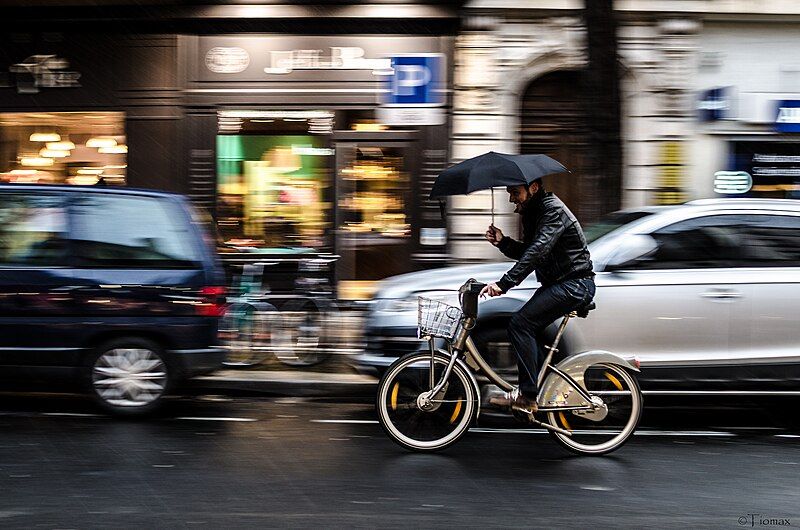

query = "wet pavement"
0;393;798;529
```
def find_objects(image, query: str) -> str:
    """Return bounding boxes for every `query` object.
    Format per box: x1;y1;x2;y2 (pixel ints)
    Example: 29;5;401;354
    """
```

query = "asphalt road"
0;393;798;529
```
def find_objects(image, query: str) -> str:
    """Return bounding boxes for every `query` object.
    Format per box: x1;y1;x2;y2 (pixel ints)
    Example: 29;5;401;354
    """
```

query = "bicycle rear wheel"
376;352;478;452
546;363;642;455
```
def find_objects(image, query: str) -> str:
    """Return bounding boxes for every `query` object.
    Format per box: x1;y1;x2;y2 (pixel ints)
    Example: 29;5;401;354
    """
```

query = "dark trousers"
507;277;596;398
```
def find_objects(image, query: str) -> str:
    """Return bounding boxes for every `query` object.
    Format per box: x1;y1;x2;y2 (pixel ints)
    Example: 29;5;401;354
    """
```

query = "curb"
188;370;378;399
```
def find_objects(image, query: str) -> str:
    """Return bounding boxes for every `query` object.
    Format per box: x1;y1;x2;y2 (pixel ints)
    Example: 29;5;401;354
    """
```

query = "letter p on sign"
383;55;444;106
393;65;431;96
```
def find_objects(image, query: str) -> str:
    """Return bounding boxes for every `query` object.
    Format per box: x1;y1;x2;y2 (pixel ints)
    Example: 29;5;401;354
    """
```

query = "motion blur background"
3;3;800;527
1;0;798;330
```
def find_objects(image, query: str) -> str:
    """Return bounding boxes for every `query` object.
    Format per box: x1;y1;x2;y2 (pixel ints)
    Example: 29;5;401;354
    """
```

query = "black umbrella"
429;151;568;198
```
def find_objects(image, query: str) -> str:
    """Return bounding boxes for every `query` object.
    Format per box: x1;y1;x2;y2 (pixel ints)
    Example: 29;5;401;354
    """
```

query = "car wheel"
87;337;171;416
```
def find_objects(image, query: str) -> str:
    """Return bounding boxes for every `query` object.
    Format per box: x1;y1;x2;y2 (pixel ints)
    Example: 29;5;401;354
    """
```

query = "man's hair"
531;179;545;191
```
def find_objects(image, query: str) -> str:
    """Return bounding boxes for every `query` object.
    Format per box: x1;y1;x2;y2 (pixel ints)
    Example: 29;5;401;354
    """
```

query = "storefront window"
335;142;413;300
337;145;410;238
730;141;800;198
216;110;334;252
0;112;126;186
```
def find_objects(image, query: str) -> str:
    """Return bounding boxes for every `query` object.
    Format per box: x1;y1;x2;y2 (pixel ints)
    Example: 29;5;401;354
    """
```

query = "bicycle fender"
538;350;639;407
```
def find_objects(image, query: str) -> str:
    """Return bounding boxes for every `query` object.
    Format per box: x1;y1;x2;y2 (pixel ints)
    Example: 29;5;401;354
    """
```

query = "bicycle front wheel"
546;363;642;455
376;352;478;452
221;303;266;367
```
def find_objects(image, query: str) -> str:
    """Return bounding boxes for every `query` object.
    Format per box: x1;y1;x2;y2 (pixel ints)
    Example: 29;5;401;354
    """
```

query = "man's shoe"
488;387;538;414
488;387;518;409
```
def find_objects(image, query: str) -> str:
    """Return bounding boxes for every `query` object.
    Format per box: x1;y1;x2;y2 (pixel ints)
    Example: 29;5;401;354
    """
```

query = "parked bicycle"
376;278;643;455
220;258;342;368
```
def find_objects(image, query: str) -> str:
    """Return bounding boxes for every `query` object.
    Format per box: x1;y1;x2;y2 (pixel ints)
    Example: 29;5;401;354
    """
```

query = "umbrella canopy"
429;152;568;198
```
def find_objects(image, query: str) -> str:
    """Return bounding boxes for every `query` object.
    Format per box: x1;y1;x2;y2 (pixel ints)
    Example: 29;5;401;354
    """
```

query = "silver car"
356;198;800;395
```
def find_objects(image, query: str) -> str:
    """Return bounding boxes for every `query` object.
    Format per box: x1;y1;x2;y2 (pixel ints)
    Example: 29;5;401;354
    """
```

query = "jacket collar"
519;187;547;215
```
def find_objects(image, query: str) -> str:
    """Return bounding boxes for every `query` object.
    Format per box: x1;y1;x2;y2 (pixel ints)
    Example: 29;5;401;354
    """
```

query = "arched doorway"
519;70;589;222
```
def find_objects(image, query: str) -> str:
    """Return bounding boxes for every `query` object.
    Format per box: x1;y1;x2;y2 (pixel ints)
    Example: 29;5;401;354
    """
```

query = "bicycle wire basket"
417;296;463;340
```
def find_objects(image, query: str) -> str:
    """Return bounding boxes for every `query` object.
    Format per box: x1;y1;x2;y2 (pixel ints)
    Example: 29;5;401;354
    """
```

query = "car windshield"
584;211;656;244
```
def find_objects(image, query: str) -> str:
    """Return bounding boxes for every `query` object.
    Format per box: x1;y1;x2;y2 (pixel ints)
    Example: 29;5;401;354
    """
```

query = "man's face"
506;183;537;213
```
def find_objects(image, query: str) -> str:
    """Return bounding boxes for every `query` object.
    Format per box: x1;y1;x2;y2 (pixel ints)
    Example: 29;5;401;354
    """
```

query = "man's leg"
507;281;590;399
507;311;541;399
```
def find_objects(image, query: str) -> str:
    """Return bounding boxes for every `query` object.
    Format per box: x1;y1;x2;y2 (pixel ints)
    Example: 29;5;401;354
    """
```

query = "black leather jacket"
495;191;593;292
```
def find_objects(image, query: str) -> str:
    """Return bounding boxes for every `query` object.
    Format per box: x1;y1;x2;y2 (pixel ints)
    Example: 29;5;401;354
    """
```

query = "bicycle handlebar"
458;278;486;319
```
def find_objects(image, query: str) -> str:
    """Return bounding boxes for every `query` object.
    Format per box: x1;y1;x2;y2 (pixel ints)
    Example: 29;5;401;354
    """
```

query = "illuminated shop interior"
0;112;127;186
216;110;334;252
216;110;410;255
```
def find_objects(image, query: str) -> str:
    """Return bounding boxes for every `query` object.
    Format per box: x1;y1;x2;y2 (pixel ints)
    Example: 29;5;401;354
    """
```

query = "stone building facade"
448;0;800;262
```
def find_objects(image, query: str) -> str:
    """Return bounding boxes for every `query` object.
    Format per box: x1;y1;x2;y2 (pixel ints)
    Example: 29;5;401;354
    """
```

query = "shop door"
520;70;589;222
334;141;415;299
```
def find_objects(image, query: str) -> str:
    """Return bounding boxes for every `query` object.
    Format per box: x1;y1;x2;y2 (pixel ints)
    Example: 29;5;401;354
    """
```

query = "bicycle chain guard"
538;350;639;422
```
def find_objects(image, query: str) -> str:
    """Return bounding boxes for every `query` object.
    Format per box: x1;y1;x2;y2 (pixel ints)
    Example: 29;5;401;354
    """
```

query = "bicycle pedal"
510;406;536;423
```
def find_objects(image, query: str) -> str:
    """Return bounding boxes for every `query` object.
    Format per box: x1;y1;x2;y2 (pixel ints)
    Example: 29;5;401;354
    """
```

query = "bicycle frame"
420;310;597;426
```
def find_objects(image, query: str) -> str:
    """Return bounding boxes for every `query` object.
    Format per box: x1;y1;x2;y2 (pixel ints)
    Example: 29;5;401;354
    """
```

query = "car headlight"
383;298;418;313
382;290;458;313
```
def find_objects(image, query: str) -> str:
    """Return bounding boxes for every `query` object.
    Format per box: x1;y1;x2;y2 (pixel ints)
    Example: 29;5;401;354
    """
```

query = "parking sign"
383;54;444;107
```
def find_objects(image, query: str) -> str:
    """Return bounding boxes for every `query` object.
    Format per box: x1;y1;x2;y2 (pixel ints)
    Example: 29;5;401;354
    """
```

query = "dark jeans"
507;277;596;398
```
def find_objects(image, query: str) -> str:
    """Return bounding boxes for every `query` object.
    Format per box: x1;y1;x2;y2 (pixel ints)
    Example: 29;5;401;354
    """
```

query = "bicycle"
220;258;342;368
376;278;643;455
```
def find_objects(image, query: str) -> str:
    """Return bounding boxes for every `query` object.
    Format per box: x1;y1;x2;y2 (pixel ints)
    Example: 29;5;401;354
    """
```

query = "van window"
71;194;201;268
0;193;68;266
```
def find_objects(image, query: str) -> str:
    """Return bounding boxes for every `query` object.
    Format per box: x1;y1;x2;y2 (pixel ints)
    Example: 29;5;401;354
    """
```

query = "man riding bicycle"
480;179;595;415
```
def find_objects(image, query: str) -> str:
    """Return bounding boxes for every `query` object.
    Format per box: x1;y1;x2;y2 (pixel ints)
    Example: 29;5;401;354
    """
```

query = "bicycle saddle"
576;301;596;318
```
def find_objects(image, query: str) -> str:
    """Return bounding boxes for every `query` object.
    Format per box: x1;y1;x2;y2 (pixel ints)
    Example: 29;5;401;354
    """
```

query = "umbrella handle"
491;187;495;227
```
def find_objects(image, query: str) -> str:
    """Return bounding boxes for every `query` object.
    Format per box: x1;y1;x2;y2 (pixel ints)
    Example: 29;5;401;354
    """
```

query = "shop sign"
420;227;447;246
697;87;730;121
730;141;800;197
263;47;391;74
713;171;752;194
7;55;81;94
194;36;447;83
776;100;800;132
376;107;446;126
205;47;250;74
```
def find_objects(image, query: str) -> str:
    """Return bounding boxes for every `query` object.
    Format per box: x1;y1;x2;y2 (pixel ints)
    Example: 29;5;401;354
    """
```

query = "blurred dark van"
0;185;226;415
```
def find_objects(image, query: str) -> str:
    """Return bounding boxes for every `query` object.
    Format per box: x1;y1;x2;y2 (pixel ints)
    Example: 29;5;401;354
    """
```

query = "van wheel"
87;338;171;416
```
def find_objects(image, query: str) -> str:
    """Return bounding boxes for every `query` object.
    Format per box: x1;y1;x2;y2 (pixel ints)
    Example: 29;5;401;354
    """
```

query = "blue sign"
383;55;444;106
697;87;729;122
776;100;800;132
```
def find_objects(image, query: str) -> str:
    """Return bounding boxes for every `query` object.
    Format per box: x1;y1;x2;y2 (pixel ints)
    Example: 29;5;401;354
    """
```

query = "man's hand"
485;225;504;247
480;282;503;298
